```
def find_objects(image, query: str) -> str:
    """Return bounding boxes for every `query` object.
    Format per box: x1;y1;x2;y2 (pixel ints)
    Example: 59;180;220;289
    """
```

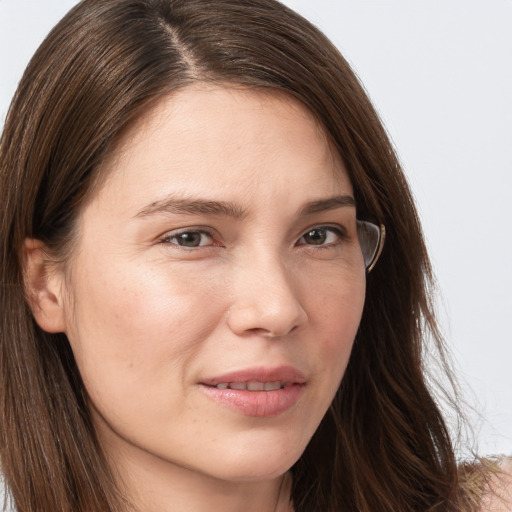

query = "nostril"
228;307;307;338
246;326;296;338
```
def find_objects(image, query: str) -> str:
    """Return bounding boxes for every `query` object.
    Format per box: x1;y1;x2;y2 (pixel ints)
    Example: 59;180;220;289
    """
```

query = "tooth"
247;381;265;391
264;381;282;391
216;383;228;389
229;382;247;390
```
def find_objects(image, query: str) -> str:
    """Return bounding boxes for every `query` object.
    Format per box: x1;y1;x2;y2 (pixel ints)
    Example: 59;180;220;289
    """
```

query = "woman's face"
59;86;366;483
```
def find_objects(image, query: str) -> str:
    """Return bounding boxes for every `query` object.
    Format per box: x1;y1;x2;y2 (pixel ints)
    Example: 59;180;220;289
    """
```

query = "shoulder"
480;457;512;511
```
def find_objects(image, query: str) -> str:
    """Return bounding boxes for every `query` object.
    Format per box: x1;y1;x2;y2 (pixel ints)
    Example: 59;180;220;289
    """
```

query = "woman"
0;0;508;511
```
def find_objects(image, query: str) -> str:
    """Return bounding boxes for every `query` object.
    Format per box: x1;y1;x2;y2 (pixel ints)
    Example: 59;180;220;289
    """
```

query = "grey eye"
169;231;212;247
298;227;341;246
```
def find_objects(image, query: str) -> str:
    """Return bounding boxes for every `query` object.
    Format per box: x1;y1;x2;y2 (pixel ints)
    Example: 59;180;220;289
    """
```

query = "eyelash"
296;225;347;248
158;225;348;250
159;229;218;249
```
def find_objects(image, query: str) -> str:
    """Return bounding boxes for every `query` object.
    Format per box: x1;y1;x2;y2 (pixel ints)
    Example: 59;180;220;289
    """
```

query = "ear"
23;238;67;333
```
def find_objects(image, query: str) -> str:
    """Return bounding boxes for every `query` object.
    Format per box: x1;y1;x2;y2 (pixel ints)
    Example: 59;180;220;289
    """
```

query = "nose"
226;252;308;338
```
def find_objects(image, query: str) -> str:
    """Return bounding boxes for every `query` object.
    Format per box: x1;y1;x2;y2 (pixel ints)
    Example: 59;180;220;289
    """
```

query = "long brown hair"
0;0;478;510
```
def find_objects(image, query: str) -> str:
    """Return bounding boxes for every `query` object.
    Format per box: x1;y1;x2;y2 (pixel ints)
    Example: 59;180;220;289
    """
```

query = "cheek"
64;258;228;398
311;272;365;382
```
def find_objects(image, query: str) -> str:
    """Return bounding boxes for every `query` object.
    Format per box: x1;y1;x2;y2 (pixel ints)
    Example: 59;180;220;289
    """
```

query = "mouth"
201;365;306;389
199;366;305;417
211;381;289;391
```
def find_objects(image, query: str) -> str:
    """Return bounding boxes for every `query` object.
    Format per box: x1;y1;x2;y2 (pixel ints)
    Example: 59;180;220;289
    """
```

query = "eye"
162;230;214;248
297;226;345;246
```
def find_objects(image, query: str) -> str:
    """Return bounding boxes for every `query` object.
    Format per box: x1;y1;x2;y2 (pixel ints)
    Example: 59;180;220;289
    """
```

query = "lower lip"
200;384;303;417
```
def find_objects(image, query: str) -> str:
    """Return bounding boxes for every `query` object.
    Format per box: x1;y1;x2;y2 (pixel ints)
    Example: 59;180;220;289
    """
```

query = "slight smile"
200;366;306;417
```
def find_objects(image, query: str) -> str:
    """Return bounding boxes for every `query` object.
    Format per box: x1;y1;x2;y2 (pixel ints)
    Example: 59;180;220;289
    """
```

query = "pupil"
179;232;201;247
305;229;326;245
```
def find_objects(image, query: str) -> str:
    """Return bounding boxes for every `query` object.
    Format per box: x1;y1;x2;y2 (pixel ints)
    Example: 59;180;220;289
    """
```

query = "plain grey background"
1;0;511;458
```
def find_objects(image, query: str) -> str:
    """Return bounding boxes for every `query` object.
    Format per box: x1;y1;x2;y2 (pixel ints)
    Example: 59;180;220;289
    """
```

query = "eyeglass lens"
356;220;385;272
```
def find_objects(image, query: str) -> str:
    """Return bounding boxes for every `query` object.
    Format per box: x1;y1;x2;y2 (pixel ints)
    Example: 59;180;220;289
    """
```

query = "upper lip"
200;365;306;386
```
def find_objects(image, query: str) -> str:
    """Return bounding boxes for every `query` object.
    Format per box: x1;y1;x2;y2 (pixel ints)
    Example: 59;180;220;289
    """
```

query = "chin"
210;461;295;483
200;432;306;482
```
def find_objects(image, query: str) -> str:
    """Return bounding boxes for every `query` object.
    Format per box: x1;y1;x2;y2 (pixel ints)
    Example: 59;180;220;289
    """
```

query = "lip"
201;365;306;387
199;365;306;417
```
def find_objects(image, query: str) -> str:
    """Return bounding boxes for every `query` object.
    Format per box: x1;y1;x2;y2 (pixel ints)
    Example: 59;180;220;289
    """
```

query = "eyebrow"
134;194;356;219
135;194;247;219
300;195;356;215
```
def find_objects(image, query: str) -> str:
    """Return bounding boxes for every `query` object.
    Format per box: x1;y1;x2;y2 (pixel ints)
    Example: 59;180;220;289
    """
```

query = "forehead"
94;84;352;209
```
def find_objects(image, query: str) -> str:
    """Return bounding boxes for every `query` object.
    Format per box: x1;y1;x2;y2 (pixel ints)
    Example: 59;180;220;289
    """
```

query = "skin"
26;86;367;512
482;459;512;512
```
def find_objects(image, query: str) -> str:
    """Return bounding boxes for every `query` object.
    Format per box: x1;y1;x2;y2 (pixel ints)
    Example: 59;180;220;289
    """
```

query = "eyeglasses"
356;220;385;272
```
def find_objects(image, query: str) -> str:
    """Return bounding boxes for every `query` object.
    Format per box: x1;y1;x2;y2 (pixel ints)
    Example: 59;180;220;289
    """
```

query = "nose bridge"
227;246;308;337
